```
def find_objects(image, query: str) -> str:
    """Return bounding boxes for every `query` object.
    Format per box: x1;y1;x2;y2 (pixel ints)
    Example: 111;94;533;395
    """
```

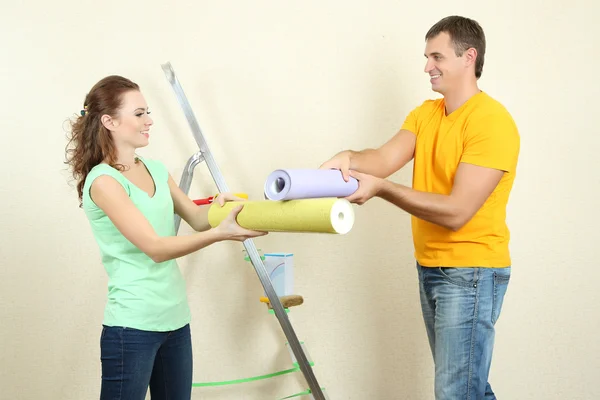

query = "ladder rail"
174;151;204;232
161;62;326;400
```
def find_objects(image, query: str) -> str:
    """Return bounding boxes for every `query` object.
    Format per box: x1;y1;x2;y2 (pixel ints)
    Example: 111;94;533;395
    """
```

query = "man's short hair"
426;16;486;79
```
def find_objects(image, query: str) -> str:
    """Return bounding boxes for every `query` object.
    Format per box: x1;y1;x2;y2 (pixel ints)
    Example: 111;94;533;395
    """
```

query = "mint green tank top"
82;157;191;332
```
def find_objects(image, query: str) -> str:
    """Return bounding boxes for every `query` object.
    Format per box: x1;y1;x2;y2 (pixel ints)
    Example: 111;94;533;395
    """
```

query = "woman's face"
105;90;153;150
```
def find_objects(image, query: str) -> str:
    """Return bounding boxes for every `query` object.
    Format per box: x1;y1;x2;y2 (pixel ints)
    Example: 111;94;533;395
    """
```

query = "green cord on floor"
192;366;300;387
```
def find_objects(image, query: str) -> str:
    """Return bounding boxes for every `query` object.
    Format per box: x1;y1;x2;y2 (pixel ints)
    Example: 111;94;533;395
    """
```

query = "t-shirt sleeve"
460;112;520;173
400;105;421;136
82;166;130;211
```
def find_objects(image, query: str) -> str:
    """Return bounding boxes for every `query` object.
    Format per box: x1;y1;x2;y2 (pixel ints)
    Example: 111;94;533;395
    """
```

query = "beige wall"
1;1;598;399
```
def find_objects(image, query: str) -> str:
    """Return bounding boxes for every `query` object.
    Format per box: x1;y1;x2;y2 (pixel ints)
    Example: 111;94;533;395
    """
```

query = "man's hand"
319;150;352;182
319;130;415;181
345;170;385;205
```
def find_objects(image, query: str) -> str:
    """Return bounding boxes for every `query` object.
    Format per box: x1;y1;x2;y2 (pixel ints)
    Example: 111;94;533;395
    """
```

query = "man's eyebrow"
425;52;443;57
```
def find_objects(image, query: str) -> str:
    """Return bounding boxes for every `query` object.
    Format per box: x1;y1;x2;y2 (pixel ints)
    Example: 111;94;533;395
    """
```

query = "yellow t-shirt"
401;91;520;268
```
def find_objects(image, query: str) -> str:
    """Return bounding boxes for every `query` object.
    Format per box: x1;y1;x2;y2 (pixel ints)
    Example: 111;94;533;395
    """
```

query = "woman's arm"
167;174;248;232
90;175;266;263
167;174;212;231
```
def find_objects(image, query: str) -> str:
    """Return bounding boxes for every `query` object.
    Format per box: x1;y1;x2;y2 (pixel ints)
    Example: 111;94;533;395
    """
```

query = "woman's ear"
100;114;118;131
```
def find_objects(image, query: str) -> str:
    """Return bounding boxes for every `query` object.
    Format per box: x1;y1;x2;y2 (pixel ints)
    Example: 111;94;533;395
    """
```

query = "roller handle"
193;193;248;205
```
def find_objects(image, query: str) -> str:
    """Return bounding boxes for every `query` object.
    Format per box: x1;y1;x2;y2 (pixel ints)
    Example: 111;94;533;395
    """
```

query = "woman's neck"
107;148;139;168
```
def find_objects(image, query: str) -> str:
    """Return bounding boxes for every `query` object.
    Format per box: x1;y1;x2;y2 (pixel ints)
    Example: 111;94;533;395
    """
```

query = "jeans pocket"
437;267;478;289
492;268;511;324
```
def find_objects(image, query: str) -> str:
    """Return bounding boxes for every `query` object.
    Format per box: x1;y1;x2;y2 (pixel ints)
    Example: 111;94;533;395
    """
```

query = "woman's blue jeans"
99;323;193;400
417;263;511;400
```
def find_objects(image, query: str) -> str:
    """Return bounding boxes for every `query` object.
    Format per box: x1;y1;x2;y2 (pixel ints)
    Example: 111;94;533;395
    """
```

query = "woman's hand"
214;204;268;242
214;192;248;206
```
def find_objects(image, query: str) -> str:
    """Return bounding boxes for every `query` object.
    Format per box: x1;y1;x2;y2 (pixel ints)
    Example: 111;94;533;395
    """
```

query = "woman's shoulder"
82;164;131;210
138;156;170;180
84;163;127;187
138;156;166;168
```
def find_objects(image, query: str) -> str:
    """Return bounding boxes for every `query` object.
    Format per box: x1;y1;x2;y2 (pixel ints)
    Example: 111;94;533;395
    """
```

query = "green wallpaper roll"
208;198;354;234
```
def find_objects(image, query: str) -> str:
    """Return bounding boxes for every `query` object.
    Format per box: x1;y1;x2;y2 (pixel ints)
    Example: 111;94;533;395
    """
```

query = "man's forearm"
347;149;391;178
377;180;464;231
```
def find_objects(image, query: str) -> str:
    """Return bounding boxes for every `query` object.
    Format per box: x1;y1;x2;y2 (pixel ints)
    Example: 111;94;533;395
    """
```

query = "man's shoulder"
414;97;444;112
408;97;445;121
473;92;514;119
466;93;520;142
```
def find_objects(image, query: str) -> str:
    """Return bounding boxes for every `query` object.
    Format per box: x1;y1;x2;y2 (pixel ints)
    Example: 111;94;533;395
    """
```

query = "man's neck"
443;82;481;115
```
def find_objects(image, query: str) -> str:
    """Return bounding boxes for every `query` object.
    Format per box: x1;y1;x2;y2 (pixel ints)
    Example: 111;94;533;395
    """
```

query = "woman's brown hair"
65;75;140;206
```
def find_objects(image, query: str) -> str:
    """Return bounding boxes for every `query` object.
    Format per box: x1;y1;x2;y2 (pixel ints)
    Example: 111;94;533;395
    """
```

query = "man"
320;16;520;399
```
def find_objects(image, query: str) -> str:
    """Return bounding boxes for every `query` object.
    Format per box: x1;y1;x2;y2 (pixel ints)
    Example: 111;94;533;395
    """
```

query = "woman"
65;75;266;400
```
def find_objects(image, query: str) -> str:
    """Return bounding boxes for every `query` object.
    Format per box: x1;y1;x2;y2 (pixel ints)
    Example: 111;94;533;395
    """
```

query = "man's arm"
349;162;504;231
320;129;416;180
376;109;518;230
332;103;421;179
347;109;518;231
352;129;416;178
378;162;504;231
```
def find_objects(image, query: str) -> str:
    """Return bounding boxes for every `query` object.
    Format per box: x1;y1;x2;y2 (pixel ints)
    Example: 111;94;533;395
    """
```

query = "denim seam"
467;275;480;400
437;267;478;290
421;268;435;315
161;349;169;400
492;274;498;325
491;273;509;324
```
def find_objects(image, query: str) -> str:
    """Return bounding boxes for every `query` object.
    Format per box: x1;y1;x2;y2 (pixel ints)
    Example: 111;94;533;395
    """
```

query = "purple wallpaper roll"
264;169;359;201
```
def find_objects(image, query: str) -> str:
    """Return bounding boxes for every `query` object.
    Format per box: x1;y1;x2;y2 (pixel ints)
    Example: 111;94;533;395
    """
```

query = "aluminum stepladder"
161;62;328;400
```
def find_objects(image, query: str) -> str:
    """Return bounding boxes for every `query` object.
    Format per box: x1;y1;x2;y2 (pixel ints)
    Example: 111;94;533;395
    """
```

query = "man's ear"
464;47;477;68
101;114;118;131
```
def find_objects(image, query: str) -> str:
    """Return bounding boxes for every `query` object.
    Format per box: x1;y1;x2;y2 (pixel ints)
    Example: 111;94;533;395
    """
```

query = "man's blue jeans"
417;263;511;400
99;323;193;400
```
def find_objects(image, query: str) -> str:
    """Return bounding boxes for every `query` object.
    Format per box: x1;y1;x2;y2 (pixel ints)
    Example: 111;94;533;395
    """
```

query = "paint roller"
207;197;354;234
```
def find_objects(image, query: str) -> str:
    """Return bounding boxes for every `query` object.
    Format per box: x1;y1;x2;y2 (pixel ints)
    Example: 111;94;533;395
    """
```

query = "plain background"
1;0;598;399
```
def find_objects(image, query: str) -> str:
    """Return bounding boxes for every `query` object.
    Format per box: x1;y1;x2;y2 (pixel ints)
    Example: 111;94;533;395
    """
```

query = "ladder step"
260;295;304;309
192;366;299;387
286;341;314;367
279;387;330;400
